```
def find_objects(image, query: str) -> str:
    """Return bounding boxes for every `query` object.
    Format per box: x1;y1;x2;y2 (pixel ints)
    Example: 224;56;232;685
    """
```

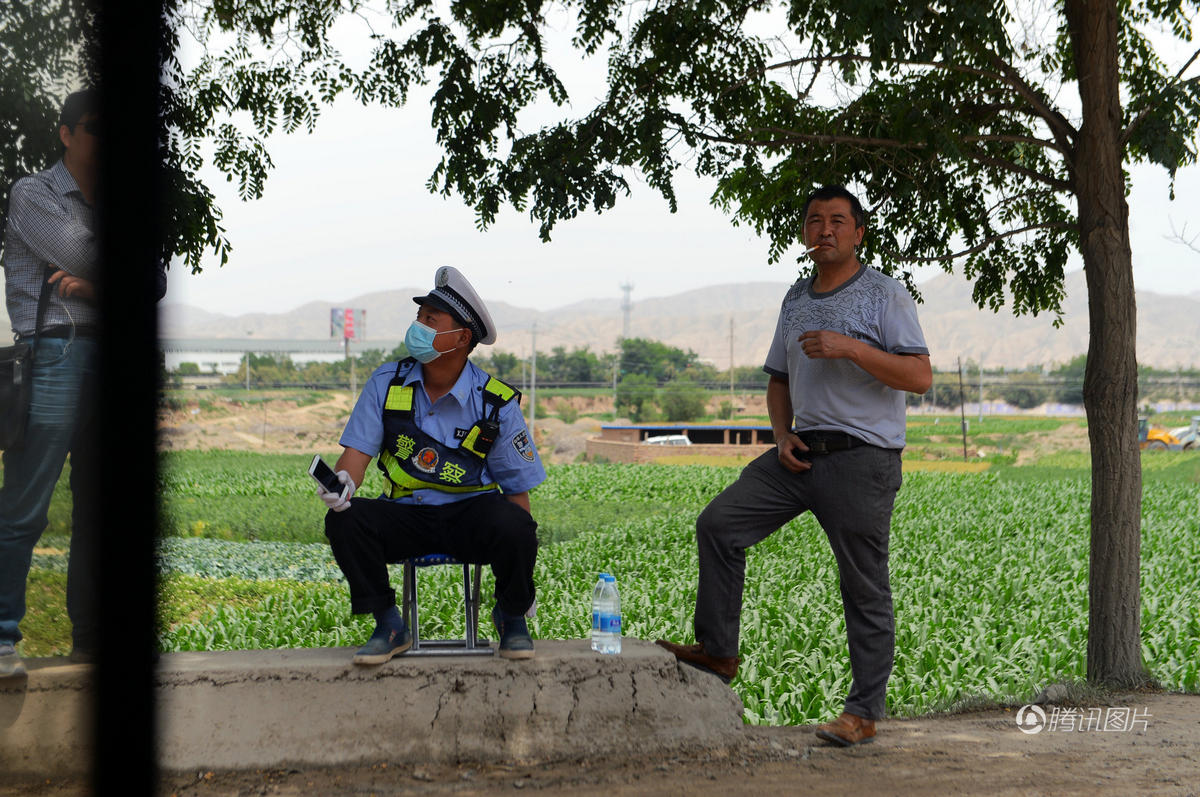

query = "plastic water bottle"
590;573;609;652
593;573;622;655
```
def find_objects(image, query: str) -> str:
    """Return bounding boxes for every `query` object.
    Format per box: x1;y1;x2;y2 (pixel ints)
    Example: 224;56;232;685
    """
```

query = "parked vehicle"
645;434;692;446
1168;416;1200;450
1138;416;1184;451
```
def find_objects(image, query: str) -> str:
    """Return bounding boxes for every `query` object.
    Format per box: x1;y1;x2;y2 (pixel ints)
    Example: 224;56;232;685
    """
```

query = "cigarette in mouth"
804;245;819;254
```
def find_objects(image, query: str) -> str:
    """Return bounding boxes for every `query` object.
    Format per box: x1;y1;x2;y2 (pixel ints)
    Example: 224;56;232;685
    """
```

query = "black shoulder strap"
480;375;520;422
392;356;417;379
30;267;54;351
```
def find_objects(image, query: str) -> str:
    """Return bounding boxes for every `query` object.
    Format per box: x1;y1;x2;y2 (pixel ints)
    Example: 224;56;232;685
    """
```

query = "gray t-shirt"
763;265;929;449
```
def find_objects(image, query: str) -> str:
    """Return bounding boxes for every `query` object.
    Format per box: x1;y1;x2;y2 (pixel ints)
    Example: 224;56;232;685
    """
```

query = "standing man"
1;89;106;677
319;267;545;662
657;185;931;746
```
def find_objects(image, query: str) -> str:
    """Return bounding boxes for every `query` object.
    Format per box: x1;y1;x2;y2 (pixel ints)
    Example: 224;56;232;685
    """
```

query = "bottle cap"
602;573;616;582
599;572;611;579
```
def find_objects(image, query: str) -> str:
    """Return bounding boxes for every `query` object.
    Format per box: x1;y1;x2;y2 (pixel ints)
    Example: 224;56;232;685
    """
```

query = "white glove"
317;469;356;512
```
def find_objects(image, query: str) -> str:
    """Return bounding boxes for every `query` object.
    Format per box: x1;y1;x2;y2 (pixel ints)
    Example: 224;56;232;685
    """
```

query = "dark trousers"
324;492;538;618
694;446;902;719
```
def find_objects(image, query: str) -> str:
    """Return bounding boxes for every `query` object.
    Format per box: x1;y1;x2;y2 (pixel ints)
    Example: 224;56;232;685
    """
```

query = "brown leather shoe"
655;639;739;683
815;711;876;746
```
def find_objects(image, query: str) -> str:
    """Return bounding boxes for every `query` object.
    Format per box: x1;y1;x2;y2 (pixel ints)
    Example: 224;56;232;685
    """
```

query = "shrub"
616;373;657;421
660;378;707;421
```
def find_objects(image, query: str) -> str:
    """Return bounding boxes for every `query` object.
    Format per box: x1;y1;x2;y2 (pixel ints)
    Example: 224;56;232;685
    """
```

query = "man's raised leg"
659;450;805;681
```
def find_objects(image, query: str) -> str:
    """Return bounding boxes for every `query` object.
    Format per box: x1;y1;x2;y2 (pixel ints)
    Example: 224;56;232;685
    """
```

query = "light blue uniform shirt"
340;359;546;505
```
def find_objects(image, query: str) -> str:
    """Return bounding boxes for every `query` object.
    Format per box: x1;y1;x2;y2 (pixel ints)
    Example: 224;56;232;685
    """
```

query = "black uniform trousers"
324;491;538;618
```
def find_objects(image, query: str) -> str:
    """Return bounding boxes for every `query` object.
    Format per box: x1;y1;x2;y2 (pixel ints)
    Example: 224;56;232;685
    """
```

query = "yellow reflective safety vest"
376;358;521;500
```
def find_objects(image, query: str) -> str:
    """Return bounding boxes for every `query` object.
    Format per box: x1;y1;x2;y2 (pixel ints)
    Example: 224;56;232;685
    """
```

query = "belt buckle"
806;439;828;455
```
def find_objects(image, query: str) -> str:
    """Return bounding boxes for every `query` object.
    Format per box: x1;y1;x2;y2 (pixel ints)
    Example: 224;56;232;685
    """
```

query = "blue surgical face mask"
405;320;463;363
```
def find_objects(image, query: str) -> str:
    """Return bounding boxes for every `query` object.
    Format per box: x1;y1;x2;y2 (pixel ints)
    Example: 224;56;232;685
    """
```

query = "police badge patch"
413;447;439;473
512;430;535;462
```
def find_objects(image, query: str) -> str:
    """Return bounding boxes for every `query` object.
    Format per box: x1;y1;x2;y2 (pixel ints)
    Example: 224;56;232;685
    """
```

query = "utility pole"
620;282;634;340
530;322;537;438
729;316;735;416
612;358;618;416
957;357;969;460
978;362;984;423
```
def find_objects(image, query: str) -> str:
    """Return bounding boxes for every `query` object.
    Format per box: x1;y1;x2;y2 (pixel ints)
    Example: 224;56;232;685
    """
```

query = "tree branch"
976;49;1078;158
985;188;1051;216
1121;45;1200;145
962;133;1068;154
763;53;998;81
880;222;1073;264
763;51;1078;157
693;128;1071;191
746;126;918;148
1166;216;1200;256
962;144;1072;192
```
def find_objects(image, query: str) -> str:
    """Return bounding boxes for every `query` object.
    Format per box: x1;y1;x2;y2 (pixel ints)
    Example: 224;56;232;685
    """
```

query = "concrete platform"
1;639;743;776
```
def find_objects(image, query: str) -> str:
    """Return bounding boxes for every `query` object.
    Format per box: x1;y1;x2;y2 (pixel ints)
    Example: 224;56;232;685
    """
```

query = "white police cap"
412;266;496;345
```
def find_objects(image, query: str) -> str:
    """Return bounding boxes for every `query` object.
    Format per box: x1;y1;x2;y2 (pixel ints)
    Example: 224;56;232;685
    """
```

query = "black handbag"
0;270;55;450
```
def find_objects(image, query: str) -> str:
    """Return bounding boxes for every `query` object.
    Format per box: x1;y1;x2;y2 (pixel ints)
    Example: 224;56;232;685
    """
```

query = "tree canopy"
0;1;97;237
151;1;1197;315
619;337;702;381
6;2;1196;302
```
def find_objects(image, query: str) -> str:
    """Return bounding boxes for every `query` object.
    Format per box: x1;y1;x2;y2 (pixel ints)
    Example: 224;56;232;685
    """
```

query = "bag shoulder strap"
29;267;55;352
480;375;520;420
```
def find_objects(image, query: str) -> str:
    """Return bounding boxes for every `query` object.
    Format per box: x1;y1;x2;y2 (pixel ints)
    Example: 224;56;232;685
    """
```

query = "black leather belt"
796;431;867;455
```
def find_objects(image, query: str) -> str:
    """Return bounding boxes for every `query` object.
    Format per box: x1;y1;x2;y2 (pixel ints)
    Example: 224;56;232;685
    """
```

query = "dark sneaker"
0;643;25;678
655;639;739;683
491;605;535;660
352;623;412;665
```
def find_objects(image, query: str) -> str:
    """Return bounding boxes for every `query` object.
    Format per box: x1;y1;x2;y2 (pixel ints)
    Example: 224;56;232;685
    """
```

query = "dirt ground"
7;692;1197;796
157;393;357;454
157;392;612;462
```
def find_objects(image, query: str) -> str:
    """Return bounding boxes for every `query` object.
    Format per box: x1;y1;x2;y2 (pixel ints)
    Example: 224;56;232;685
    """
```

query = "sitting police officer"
318;267;545;662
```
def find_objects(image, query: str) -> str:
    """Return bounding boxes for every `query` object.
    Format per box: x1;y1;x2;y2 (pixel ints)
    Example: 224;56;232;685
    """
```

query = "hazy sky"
161;20;1200;318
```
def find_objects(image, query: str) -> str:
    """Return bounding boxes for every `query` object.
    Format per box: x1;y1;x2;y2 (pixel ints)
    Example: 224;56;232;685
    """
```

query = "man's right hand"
775;431;812;473
317;469;356;512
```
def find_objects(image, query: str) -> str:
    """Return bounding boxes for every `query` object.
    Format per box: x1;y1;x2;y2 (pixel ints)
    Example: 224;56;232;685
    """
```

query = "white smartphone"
308;454;349;500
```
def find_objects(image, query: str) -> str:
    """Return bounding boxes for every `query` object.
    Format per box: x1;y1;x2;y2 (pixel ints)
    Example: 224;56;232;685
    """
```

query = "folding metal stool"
401;554;494;656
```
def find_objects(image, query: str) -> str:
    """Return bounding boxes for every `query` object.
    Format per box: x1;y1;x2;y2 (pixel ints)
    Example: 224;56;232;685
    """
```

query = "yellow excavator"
1138;416;1183;451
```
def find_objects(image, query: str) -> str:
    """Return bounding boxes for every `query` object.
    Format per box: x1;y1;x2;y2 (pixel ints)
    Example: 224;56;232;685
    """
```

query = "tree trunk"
1065;0;1148;687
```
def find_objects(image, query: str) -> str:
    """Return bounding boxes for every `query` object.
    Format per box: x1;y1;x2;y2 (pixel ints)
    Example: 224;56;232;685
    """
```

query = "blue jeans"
0;336;100;647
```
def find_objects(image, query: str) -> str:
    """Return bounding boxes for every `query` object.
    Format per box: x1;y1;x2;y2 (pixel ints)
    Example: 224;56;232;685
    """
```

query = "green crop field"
13;428;1200;725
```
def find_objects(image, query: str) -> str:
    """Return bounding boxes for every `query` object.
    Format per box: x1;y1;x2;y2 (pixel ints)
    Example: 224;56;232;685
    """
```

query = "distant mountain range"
6;272;1199;370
